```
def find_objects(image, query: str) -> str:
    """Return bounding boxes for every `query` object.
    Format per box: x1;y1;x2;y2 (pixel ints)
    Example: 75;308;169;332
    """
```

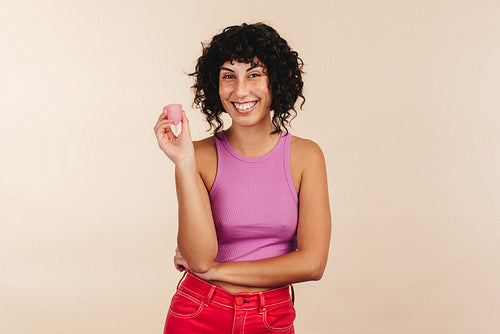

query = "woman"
154;23;331;334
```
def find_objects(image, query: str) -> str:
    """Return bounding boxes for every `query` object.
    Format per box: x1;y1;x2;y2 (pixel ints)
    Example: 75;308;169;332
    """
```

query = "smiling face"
218;60;272;129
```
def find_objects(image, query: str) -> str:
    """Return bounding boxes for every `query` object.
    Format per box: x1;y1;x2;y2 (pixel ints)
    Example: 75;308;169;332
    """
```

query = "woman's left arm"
183;139;332;288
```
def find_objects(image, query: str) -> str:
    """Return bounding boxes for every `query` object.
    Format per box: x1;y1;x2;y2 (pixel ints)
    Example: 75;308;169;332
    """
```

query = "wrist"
169;144;195;168
200;262;222;281
175;157;197;174
212;262;223;280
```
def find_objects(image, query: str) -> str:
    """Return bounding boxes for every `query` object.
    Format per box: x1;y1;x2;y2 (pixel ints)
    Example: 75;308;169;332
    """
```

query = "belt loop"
204;285;216;307
258;292;266;314
176;271;188;290
290;284;295;305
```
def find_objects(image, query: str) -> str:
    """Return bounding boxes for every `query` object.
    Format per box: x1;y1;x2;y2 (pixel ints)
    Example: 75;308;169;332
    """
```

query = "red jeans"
164;272;296;334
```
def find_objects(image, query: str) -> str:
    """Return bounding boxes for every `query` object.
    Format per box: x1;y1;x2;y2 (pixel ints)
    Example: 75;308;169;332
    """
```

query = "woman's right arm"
154;108;217;273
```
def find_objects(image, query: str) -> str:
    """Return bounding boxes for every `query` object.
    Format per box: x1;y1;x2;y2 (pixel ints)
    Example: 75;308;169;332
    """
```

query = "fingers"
157;106;168;123
154;118;175;138
154;107;186;136
174;247;188;272
154;118;174;131
181;110;189;124
154;106;195;160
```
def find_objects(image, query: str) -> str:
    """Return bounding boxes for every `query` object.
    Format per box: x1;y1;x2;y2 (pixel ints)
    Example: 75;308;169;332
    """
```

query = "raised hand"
154;107;195;165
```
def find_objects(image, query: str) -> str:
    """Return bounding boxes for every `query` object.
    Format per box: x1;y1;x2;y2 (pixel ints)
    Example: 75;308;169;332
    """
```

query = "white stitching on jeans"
241;311;248;334
168;291;205;319
262;301;295;332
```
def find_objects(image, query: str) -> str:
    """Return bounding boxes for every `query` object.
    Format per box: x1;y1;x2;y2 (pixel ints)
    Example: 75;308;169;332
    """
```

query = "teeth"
233;101;257;111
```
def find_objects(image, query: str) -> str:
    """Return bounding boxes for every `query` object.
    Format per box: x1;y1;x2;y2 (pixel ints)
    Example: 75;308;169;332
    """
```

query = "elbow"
309;262;327;281
178;243;217;274
311;270;324;281
189;260;212;274
186;250;218;274
298;250;328;282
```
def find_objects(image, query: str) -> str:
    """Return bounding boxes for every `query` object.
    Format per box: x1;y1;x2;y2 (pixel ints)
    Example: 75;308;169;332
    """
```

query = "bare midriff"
207;280;276;294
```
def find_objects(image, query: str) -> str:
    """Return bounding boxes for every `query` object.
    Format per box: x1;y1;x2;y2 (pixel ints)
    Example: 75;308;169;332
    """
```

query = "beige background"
1;0;499;333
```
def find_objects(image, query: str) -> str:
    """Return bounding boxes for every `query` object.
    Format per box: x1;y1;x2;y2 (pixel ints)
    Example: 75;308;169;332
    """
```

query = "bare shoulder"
193;136;217;190
193;136;216;158
290;135;326;168
289;135;327;195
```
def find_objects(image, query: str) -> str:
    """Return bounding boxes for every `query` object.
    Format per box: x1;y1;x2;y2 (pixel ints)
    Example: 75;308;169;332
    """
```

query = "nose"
235;78;249;98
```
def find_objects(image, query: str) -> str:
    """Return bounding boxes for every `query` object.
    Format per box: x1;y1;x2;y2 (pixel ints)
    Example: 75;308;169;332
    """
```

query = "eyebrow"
220;66;235;72
220;63;264;72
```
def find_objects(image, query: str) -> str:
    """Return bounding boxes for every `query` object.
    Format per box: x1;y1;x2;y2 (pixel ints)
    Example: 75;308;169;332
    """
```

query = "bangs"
225;57;266;69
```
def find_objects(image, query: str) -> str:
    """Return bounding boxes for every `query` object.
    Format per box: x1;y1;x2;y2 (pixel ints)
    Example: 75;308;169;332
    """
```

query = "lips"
232;101;257;113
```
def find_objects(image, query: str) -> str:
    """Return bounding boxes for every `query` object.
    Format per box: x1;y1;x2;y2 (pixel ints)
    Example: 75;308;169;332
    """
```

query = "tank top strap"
281;132;297;202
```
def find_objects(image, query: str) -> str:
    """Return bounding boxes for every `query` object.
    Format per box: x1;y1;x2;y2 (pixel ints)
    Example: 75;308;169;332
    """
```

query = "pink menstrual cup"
165;103;183;137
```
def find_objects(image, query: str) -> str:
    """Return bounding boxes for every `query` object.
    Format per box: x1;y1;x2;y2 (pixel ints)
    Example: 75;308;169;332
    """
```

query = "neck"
225;123;281;158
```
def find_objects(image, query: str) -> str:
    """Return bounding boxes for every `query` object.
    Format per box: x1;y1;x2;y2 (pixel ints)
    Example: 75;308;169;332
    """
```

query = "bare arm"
174;157;217;273
154;109;217;272
181;139;331;287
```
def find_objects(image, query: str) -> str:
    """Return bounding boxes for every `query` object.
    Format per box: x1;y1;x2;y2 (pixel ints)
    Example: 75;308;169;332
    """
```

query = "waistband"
176;272;294;313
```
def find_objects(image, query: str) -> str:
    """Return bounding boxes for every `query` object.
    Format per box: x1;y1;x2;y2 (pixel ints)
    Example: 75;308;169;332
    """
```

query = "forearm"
206;250;327;288
175;159;217;272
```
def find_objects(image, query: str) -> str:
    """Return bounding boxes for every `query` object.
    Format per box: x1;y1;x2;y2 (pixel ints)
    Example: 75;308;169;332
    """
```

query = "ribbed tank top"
210;131;298;263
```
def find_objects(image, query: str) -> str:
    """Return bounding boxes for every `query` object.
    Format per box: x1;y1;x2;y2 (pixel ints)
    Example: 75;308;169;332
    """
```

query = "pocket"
168;290;204;319
263;300;296;331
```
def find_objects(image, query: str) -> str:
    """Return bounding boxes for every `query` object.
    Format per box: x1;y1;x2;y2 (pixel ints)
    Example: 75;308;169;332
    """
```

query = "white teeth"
233;101;257;111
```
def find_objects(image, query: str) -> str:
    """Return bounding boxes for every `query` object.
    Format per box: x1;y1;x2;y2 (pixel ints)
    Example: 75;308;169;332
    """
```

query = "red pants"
164;272;296;333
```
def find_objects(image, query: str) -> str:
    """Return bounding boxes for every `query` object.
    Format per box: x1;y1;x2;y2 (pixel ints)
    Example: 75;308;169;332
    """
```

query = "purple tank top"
210;131;298;262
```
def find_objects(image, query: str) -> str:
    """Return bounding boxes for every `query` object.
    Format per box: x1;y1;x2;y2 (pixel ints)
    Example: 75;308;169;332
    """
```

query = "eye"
221;73;235;79
249;73;261;78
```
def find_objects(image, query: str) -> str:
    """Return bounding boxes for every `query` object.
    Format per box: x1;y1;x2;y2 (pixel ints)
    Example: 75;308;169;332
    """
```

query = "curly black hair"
190;22;305;136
